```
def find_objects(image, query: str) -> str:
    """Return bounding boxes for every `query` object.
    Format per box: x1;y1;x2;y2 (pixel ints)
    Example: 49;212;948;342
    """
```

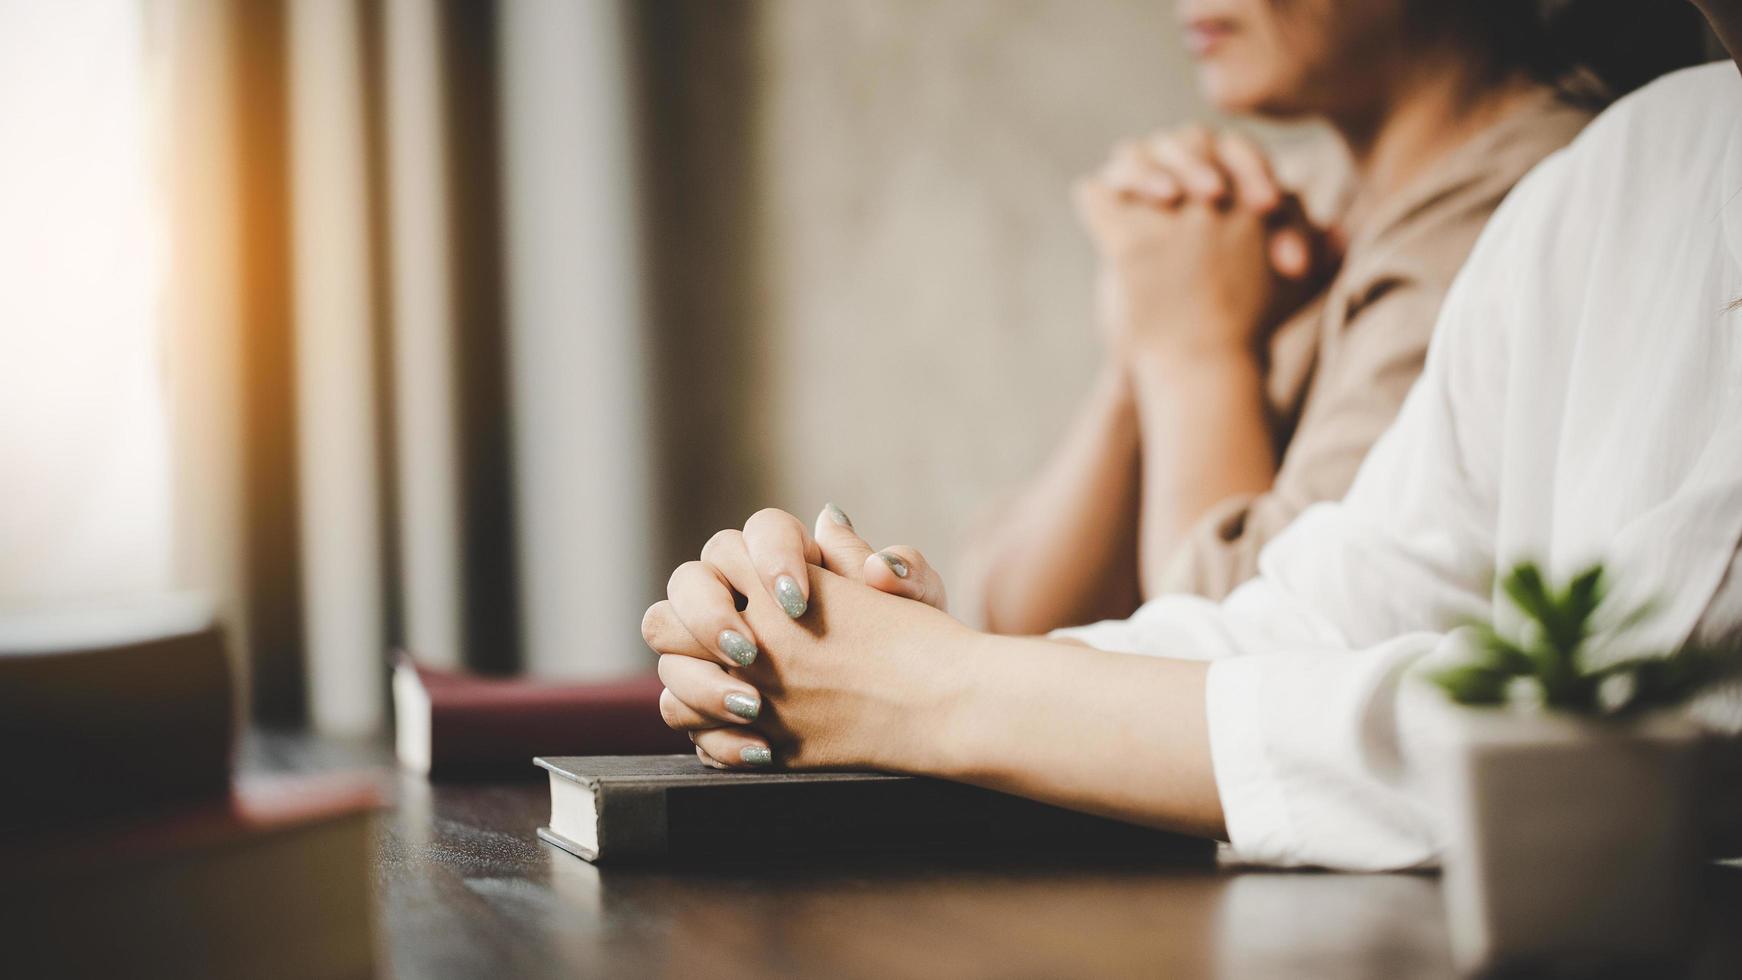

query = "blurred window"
0;0;171;600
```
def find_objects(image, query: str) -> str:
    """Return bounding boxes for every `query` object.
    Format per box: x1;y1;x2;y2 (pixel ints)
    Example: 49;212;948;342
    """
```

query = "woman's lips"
1183;18;1237;57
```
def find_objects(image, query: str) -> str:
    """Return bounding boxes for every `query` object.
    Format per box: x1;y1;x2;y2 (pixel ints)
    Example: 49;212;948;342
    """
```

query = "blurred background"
0;0;1211;735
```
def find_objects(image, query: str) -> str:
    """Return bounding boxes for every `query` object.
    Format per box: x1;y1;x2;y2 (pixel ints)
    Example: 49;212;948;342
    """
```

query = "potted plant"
1420;562;1735;975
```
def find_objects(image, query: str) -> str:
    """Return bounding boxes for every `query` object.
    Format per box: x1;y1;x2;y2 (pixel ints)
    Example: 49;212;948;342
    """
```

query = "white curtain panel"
497;0;653;680
288;0;387;734
0;0;172;604
382;0;465;674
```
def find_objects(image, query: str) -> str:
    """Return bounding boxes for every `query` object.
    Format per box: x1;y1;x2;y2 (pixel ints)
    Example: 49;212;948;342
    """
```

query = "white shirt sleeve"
1054;149;1571;869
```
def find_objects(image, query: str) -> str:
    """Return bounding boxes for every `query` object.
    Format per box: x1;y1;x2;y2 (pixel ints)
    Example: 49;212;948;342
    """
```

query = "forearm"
920;631;1225;839
1128;344;1276;598
969;364;1142;634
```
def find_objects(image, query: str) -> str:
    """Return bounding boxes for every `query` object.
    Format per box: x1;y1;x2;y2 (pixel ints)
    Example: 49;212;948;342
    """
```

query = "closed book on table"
5;776;381;980
0;597;383;979
394;655;693;779
536;755;1217;865
0;597;232;830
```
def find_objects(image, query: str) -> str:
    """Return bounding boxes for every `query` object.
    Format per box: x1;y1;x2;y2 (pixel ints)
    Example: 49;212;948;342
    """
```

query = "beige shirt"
1157;91;1594;601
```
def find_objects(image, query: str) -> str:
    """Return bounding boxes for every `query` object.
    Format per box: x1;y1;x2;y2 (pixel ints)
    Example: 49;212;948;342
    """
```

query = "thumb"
1265;193;1340;283
813;503;876;580
862;545;948;613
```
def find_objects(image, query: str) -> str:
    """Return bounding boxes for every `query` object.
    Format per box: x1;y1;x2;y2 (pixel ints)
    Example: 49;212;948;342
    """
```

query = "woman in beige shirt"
959;3;1694;634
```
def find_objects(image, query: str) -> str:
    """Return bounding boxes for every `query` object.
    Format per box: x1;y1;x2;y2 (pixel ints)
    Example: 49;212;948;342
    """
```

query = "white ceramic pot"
1425;698;1703;975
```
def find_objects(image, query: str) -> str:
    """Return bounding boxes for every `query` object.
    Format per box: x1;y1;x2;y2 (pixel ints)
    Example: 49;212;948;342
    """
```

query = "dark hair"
1441;0;1715;104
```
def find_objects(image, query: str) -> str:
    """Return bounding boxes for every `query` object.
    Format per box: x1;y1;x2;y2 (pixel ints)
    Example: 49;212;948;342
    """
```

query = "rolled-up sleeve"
1205;632;1449;868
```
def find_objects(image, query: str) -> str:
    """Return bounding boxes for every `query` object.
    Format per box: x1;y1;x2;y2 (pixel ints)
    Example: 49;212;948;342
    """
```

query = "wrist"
1093;358;1138;416
1123;335;1262;384
891;623;998;779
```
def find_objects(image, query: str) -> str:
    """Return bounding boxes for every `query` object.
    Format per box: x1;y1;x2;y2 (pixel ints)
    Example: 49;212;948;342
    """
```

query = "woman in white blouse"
641;9;1742;868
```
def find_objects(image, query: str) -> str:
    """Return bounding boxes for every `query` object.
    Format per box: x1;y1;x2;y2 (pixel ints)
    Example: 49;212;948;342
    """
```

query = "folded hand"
641;505;952;769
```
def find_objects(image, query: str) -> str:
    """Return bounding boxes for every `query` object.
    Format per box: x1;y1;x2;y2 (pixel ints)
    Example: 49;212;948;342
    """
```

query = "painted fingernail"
824;501;853;529
719;629;758;667
740;745;773;767
878;551;910;579
775;575;807;618
724;691;760;721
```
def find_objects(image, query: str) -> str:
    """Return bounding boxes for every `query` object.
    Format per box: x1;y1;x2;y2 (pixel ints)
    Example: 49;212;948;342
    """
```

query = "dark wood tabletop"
245;730;1742;980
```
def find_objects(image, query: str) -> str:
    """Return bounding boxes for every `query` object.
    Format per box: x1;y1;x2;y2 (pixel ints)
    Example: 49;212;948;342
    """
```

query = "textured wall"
640;1;1205;609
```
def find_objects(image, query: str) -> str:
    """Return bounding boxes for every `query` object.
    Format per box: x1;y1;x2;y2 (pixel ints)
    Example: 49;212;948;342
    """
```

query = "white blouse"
1057;63;1742;870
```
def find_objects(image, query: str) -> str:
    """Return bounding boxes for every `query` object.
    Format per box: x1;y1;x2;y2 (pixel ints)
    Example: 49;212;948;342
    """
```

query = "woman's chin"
1196;71;1309;119
1195;69;1275;116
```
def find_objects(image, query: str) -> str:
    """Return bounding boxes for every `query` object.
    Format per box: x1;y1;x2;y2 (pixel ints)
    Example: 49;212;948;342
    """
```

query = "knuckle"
658;689;683;728
1078;179;1116;214
699;528;743;564
745;507;798;537
1111;140;1145;171
641;600;671;644
656;653;685;686
1217;129;1254;154
696;532;745;570
1177;122;1213;146
667;560;704;592
692;730;725;756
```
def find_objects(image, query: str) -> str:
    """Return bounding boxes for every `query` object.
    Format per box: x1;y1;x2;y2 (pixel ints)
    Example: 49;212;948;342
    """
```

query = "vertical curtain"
0;0;171;601
157;0;658;735
497;0;654;682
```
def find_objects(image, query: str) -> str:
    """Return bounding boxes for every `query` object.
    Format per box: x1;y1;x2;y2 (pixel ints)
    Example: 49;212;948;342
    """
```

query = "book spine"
596;783;671;861
638;779;1217;864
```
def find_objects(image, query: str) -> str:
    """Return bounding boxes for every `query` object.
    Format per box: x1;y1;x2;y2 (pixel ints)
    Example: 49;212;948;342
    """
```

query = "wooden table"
245;731;1742;979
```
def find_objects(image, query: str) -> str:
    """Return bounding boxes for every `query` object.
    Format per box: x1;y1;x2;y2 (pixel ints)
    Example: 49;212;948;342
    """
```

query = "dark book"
393;654;692;779
5;775;381;980
535;755;1217;865
1;597;383;977
0;599;233;830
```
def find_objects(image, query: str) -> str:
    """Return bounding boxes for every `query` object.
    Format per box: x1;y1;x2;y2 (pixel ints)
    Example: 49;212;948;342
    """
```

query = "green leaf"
1443;561;1738;717
1468;623;1534;675
1502;563;1554;626
1563;565;1605;621
1430;664;1511;705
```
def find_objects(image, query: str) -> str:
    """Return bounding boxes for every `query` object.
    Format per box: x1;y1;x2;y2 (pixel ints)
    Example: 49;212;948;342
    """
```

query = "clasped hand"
641;505;962;771
1074;124;1336;360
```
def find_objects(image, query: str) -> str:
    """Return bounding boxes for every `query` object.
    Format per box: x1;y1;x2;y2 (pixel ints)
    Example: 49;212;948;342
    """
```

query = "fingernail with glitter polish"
724;691;760;721
718;629;758;667
878;551;910;579
775;575;807;618
740;745;773;766
824;502;853;529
